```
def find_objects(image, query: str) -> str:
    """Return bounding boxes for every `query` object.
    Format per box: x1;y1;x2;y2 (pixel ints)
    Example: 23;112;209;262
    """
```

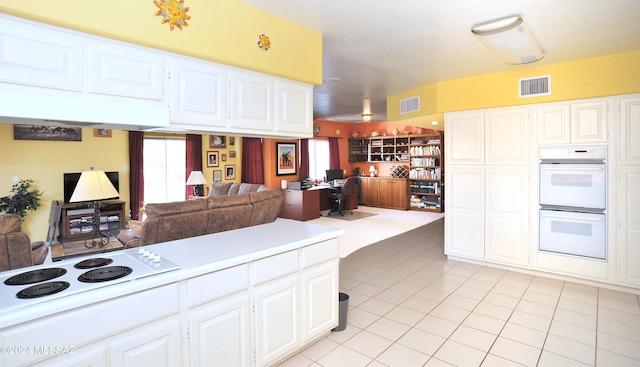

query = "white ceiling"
242;0;640;122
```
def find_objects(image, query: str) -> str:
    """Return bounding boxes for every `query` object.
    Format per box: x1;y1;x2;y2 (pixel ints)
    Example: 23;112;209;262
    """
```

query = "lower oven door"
539;209;606;260
539;163;606;209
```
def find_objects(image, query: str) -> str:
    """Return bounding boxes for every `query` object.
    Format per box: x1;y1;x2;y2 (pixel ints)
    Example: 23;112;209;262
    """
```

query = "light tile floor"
279;219;640;367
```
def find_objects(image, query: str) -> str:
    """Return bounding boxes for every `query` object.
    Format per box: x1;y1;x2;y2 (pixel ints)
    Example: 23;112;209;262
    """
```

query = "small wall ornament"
154;0;191;31
257;34;271;51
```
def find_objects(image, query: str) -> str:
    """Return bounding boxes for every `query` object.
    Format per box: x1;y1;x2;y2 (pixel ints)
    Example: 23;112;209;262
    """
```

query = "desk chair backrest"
340;177;356;197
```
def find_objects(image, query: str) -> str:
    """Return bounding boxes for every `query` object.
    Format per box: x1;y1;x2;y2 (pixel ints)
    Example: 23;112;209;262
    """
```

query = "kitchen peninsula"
0;220;344;367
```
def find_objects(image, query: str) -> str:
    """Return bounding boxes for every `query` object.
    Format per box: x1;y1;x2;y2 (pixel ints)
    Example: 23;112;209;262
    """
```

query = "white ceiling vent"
519;75;551;98
400;96;420;114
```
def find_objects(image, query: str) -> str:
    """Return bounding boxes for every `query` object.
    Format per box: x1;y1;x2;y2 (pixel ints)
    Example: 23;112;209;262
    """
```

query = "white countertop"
0;220;345;329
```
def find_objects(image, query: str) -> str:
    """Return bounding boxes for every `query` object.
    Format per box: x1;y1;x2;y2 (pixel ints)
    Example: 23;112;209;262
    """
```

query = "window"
143;137;185;203
308;139;330;181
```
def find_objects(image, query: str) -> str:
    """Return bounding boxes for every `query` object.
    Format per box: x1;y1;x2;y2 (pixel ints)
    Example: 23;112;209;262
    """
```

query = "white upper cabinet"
229;70;275;132
88;40;165;101
276;80;313;135
445;111;484;165
485;108;529;165
0;18;83;91
618;95;640;165
536;99;608;144
169;57;227;128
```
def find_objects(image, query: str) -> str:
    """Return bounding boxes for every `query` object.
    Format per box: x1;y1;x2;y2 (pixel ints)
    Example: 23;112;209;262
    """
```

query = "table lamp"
70;167;120;248
369;165;376;177
186;171;207;197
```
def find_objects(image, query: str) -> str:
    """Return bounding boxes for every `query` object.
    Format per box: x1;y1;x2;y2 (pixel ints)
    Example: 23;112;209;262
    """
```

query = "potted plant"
0;179;43;218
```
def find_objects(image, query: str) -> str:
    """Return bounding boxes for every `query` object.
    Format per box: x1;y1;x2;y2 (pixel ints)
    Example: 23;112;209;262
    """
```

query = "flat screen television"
325;169;344;182
63;171;119;204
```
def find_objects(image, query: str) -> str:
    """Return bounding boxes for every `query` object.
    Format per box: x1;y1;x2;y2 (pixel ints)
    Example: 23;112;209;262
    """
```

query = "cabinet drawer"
301;240;338;269
283;190;303;205
252;250;299;285
186;264;249;307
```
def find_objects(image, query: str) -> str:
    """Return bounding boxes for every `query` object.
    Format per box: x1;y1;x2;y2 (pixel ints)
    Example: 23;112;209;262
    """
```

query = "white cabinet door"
229;70;275;132
485;108;529;165
617;168;640;287
254;275;299;367
484;168;529;266
445;169;484;259
88;40;165;101
276;80;313;136
571;100;608;143
445;111;484;165
536;103;571;145
0;16;83;91
109;318;182;367
618;94;640;165
169;57;227;127
301;261;339;343
188;293;252;367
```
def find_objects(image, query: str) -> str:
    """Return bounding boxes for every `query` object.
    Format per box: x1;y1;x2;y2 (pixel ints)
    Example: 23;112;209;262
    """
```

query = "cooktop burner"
16;281;71;299
74;258;113;269
78;266;133;283
4;268;67;286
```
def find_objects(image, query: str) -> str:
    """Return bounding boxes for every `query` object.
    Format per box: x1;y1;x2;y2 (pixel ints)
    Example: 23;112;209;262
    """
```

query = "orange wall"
260;120;436;186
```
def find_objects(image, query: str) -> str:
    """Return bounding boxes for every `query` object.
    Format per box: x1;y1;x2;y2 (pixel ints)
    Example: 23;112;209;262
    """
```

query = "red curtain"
185;134;203;199
299;139;309;179
328;137;341;170
128;131;144;220
241;137;264;184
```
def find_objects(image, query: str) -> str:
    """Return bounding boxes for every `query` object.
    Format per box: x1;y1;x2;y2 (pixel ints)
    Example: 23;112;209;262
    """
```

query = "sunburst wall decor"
258;34;271;51
154;0;191;31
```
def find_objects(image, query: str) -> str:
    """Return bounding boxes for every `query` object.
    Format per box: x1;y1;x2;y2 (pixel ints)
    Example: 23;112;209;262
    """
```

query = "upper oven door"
539;163;606;209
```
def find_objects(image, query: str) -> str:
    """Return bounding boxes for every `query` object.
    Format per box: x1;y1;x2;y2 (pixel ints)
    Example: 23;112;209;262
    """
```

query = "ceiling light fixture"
361;98;372;122
471;15;544;65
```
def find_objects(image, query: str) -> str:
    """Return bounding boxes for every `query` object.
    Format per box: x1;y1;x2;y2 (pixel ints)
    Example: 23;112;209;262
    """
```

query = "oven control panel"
539;145;606;161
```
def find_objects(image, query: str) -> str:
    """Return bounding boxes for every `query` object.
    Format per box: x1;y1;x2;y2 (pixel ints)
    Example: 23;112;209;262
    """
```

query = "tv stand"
58;200;126;243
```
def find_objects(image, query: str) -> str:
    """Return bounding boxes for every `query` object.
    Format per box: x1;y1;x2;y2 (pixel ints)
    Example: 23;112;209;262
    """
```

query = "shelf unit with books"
408;133;444;212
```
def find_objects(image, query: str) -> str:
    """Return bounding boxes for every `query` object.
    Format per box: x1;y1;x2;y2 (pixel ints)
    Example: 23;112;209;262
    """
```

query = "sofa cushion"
145;199;208;218
206;194;251;209
238;183;265;195
228;183;242;196
248;189;283;226
209;182;233;196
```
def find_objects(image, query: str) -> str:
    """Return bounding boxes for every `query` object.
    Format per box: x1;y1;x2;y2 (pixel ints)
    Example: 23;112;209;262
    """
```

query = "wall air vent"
400;96;420;114
519;75;551;97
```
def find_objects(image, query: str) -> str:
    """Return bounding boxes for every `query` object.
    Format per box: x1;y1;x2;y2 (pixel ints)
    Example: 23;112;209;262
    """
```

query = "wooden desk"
279;185;359;221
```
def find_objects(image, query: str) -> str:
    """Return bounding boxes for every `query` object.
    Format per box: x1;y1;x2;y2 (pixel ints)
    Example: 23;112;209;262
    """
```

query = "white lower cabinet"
188;292;252;366
445;169;484;260
302;262;339;343
254;275;300;366
109;318;182;367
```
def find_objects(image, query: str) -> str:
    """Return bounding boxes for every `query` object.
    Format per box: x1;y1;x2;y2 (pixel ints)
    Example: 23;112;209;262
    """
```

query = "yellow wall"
0;0;322;86
0;124;129;241
388;50;640;123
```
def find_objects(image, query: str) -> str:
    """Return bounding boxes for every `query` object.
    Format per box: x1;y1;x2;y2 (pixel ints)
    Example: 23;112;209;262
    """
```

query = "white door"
229;70;275;132
188;293;252;367
536;103;571;145
169;58;227;127
276;80;313;135
254;275;299;367
570;100;608;143
485;108;529;165
445;169;484;259
444;111;484;165
109;319;182;367
301;262;338;343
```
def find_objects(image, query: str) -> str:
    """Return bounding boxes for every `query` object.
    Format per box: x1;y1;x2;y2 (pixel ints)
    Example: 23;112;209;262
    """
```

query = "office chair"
327;177;356;216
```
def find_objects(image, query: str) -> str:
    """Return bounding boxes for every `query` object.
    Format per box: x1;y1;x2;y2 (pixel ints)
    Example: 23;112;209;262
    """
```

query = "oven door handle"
540;212;605;221
540;166;605;172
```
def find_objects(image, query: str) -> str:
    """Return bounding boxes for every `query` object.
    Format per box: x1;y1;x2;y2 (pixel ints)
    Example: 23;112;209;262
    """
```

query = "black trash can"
332;292;349;331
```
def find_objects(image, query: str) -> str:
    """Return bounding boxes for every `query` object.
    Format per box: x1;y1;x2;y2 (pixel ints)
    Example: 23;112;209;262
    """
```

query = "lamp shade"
369;166;376;172
471;15;544;65
70;169;119;202
186;171;207;185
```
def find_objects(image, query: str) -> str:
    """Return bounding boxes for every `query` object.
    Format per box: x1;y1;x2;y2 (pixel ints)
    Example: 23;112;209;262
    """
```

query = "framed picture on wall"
213;170;222;182
276;142;297;176
225;165;236;180
206;151;219;167
209;135;226;148
229;137;235;146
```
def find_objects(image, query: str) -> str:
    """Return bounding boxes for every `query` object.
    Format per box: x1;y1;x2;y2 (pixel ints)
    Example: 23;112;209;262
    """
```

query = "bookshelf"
408;134;443;212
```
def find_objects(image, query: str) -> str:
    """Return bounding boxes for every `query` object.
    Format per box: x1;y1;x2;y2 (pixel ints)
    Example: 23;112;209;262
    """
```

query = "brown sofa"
117;183;283;248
